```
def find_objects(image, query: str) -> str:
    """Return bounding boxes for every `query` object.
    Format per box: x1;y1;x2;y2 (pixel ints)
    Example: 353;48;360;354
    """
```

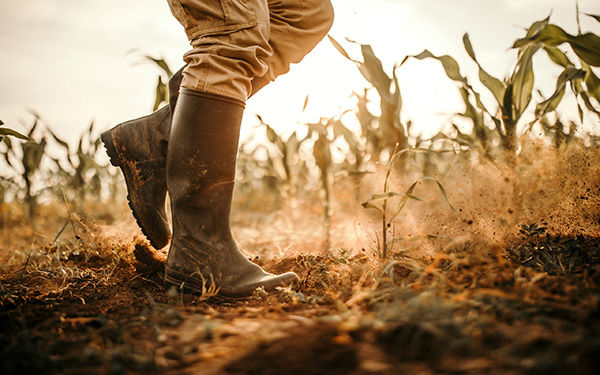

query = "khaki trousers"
166;0;334;102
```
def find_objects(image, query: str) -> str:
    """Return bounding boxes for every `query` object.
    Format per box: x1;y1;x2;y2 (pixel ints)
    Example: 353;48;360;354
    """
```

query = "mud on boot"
101;106;172;249
164;89;298;298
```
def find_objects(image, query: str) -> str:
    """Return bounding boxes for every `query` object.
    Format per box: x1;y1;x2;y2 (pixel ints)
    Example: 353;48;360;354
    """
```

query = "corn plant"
307;118;334;248
0;121;30;206
513;14;600;124
402;36;528;156
401;14;597;159
330;36;487;171
361;145;455;259
329;37;408;159
250;114;310;208
48;121;107;206
1;114;47;221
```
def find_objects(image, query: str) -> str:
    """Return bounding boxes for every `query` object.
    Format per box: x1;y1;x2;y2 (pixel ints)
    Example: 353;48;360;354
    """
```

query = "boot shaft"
167;89;245;201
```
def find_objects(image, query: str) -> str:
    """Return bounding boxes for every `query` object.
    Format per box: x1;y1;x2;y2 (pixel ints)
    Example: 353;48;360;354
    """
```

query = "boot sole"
164;270;298;298
101;129;169;249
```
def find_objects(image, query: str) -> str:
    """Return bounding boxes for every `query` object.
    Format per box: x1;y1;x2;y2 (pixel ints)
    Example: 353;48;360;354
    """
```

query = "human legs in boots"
103;0;334;297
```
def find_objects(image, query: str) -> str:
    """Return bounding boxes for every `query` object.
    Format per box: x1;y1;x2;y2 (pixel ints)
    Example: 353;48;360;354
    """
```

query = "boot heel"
101;130;121;168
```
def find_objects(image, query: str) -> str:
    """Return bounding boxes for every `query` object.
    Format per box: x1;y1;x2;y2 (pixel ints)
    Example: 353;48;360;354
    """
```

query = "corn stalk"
254;114;309;208
2;114;47;221
48;121;107;206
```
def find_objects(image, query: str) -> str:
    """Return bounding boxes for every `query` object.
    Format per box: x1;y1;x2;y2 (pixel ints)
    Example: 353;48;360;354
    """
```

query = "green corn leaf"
360;44;393;102
524;15;551;38
463;34;506;106
580;91;600;117
571;33;600;66
543;46;572;68
0;127;31;141
511;45;539;120
513;24;600;66
403;50;467;85
581;60;600;102
535;67;586;117
571;76;583;95
153;76;167;111
463;32;477;61
143;55;173;77
513;24;568;48
536;88;567;118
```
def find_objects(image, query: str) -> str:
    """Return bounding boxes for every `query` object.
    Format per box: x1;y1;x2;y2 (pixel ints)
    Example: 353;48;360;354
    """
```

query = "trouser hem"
180;88;246;109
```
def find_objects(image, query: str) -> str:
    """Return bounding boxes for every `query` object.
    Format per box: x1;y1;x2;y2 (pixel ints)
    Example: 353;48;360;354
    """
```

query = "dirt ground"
2;147;600;374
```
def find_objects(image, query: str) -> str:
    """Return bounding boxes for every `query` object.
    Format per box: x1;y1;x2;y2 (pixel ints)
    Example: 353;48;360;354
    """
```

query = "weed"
361;145;455;258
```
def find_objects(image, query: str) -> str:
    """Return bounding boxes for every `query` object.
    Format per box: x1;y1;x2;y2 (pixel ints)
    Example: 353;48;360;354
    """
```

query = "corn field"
1;10;600;375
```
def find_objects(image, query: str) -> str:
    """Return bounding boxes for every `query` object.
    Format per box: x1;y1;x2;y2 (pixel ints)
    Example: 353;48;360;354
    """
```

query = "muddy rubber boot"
164;89;298;297
101;68;183;249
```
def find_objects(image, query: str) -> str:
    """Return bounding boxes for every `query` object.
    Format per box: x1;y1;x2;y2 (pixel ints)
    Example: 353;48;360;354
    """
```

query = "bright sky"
0;0;599;148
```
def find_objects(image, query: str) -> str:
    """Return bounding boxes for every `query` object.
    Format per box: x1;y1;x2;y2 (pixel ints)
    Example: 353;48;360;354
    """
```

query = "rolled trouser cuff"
179;88;246;108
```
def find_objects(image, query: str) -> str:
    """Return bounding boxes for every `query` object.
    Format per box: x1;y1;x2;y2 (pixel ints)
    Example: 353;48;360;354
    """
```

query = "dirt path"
1;212;600;374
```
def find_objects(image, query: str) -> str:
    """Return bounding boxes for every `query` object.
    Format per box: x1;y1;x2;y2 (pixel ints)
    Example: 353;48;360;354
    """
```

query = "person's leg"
102;0;334;250
165;89;297;296
101;66;184;249
164;0;301;296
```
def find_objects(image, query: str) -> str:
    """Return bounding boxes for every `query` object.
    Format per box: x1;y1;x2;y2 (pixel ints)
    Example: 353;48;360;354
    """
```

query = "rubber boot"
164;89;298;297
101;68;183;249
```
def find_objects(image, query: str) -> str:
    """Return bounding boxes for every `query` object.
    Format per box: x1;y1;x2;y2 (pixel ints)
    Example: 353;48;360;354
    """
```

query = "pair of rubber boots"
101;71;297;297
